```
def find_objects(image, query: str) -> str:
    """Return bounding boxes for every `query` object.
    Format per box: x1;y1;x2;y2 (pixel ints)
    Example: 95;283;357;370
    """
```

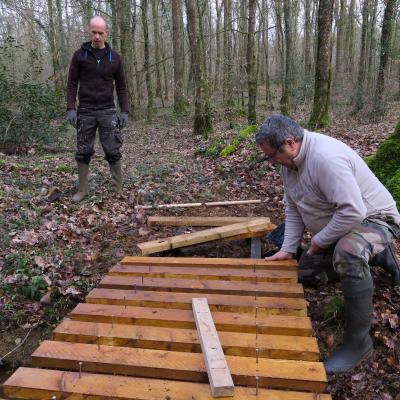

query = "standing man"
66;15;129;202
256;115;400;374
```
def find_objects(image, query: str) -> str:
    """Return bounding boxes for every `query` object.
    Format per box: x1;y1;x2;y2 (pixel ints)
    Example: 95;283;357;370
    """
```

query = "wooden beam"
147;216;257;226
120;256;298;271
192;298;234;397
31;341;327;392
53;320;320;361
136;218;274;255
70;303;313;336
109;263;298;283
86;288;307;316
3;368;333;400
135;199;262;210
98;276;304;298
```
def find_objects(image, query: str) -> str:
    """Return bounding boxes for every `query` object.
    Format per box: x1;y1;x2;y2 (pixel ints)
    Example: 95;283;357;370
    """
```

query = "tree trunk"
246;0;257;124
304;0;313;79
119;0;135;115
274;0;285;104
335;0;346;75
308;0;334;129
280;0;293;115
345;0;356;77
223;0;234;107
366;0;378;93
352;0;369;113
46;0;63;92
185;0;213;137
77;0;93;28
141;0;154;121
131;0;141;114
214;0;222;92
261;0;272;106
172;0;188;114
151;0;164;103
372;0;397;116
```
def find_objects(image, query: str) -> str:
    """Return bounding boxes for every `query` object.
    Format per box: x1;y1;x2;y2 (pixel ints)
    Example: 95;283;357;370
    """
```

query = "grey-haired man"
256;114;400;374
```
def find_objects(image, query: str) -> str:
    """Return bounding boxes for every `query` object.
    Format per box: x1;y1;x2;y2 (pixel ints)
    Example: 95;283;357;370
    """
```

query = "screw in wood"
79;361;83;378
142;275;144;285
124;296;127;309
255;322;259;340
256;348;259;364
97;335;100;350
51;396;57;400
256;376;259;396
111;315;114;328
255;305;258;319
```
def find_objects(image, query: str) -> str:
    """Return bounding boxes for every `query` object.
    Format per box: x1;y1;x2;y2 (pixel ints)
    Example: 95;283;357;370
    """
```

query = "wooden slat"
147;216;257;226
99;276;304;298
53;320;319;361
121;256;298;271
86;288;307;316
3;368;333;400
109;264;298;283
70;303;312;336
137;218;274;255
192;298;234;397
31;341;327;392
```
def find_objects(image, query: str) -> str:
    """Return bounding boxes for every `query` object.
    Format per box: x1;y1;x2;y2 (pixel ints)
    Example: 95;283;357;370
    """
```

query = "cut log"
192;298;234;397
121;256;298;271
31;341;327;392
3;368;333;400
147;216;257;226
86;288;307;316
98;276;304;298
136;218;274;255
53;320;320;361
109;263;298;283
70;303;312;336
135;199;262;210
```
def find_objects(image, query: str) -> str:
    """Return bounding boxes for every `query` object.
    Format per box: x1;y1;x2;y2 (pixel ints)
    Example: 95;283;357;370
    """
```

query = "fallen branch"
134;199;262;210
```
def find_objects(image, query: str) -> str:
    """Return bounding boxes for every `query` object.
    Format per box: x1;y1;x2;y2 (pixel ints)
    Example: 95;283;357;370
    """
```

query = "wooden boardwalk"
3;256;332;399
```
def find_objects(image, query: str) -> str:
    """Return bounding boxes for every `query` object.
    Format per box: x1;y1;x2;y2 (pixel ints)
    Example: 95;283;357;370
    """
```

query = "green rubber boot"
109;160;123;197
324;275;374;374
72;162;89;203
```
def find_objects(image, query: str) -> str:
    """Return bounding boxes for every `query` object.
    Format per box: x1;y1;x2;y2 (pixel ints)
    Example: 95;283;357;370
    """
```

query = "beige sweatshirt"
281;130;400;253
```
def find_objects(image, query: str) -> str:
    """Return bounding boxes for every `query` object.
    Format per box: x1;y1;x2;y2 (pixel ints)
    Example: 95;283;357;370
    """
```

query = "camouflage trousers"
75;108;123;165
299;219;396;284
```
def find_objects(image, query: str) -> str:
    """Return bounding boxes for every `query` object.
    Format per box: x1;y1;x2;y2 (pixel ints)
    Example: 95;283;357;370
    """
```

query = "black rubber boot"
370;243;400;286
324;275;374;374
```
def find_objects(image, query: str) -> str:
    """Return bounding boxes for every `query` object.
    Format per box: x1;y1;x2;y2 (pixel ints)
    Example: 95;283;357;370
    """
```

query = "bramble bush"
0;36;67;146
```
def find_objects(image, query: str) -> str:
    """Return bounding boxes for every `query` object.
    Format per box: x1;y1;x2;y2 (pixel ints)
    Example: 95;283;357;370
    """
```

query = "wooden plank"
192;298;234;397
121;256;298;271
70;303;312;336
147;216;257;226
136;218;274;255
53;320;320;361
86;288;307;316
3;368;333;400
109;263;298;283
99;276;304;298
31;341;327;392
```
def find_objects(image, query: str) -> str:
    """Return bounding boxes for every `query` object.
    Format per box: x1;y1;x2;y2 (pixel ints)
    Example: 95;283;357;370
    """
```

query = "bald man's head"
88;16;108;49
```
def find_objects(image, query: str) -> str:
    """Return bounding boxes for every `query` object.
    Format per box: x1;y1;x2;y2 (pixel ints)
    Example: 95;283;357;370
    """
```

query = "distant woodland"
0;0;399;144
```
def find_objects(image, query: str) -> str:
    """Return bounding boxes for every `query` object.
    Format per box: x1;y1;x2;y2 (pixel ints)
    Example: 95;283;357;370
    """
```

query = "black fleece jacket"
66;42;129;112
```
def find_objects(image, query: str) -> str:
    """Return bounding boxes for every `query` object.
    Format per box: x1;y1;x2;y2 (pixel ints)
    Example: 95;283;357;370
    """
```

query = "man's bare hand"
306;238;323;256
264;250;293;261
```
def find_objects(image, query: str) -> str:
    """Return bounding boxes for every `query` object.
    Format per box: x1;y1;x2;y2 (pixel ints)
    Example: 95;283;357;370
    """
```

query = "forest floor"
0;102;399;400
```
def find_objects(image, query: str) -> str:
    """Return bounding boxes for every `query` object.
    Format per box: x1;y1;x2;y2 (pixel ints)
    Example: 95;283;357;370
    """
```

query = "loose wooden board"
147;216;258;226
137;218;274;255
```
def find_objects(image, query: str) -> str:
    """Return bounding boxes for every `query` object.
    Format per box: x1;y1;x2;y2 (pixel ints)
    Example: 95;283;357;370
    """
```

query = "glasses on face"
264;146;281;162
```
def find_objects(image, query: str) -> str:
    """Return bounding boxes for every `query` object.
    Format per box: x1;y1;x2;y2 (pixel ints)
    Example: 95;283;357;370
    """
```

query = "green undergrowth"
366;120;400;207
219;124;257;157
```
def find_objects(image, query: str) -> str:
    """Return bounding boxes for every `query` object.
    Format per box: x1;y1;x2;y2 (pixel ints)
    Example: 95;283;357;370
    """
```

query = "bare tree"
246;0;257;124
308;0;334;128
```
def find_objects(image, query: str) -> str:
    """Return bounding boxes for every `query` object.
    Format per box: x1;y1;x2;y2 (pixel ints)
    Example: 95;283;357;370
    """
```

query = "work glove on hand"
119;112;129;129
67;109;77;128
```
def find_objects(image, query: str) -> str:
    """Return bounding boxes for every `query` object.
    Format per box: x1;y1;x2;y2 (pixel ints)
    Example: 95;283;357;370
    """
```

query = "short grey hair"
255;115;304;149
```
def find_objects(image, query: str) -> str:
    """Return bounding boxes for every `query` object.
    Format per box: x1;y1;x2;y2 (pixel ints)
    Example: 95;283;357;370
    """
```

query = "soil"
1;103;399;399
